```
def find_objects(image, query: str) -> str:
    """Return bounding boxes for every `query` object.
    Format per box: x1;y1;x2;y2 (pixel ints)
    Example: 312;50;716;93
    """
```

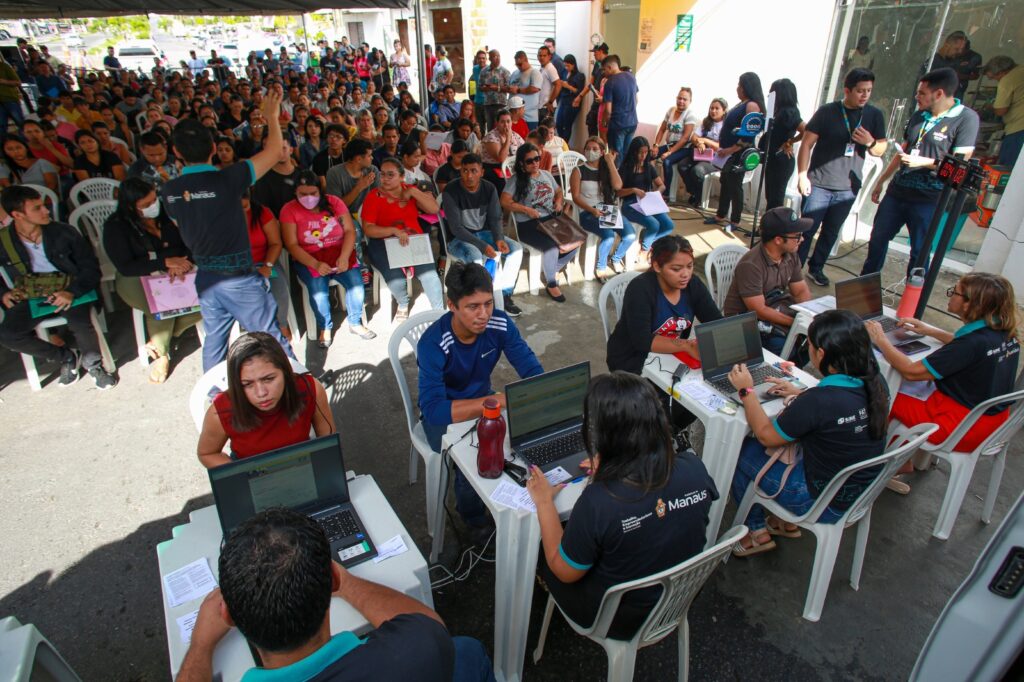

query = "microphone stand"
749;116;774;248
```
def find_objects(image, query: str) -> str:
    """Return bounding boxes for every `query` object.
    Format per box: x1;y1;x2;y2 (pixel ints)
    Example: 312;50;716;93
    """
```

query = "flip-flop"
766;517;802;539
886;476;911;495
732;531;777;558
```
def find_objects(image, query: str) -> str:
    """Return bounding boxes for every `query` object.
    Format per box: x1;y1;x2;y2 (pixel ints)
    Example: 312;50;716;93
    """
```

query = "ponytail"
862;362;889;441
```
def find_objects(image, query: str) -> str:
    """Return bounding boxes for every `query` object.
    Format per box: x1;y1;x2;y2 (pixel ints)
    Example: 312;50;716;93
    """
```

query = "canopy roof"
7;0;408;19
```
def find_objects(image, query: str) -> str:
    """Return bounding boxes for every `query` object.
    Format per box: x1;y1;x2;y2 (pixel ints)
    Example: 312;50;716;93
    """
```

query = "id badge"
909;148;921;157
844;143;855;157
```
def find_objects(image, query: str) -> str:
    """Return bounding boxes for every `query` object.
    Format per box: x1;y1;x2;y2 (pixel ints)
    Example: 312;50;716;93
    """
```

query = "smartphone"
895;340;930;356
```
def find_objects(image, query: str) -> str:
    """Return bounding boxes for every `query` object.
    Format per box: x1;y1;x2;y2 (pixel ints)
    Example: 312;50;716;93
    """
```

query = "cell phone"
895;340;930;356
504;460;528;487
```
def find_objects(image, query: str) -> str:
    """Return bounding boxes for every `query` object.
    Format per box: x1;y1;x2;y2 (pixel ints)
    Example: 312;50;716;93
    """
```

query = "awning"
6;0;409;19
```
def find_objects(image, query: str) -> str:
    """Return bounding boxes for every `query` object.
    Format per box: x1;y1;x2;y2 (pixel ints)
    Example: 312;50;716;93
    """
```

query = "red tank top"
214;373;318;459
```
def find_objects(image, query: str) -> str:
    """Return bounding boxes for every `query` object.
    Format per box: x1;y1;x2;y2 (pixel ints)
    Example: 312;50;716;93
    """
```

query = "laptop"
835;273;919;342
694;312;789;403
505;362;591;474
208;433;377;568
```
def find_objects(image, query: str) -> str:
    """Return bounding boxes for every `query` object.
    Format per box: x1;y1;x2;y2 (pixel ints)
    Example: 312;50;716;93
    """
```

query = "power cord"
429;530;495;591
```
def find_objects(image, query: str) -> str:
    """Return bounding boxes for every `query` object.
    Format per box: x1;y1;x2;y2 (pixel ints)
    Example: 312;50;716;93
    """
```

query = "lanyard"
914;104;956;148
839;104;863;141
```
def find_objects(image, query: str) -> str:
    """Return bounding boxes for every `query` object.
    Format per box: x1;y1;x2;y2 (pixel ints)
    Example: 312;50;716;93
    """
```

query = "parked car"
65;34;84;48
116;42;165;74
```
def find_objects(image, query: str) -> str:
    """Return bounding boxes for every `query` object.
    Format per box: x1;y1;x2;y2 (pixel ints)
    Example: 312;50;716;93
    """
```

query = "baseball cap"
591;42;609;53
760;207;814;240
508;96;525;109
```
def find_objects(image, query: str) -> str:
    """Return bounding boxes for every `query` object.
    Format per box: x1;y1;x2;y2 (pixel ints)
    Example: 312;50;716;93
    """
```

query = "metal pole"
923;0;953;75
414;0;428;111
915;188;969;318
301;13;310;63
749;117;773;248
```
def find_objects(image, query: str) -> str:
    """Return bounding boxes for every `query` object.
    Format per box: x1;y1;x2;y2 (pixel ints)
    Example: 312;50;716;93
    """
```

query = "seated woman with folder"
197;333;335;468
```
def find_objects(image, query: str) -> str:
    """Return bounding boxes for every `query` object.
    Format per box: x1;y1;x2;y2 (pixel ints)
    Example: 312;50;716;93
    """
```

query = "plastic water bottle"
476;398;506;479
897;267;925;320
484;258;497;279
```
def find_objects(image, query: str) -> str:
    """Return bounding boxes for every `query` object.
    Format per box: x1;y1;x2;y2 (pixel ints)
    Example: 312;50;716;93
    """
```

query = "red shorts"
890;389;1009;453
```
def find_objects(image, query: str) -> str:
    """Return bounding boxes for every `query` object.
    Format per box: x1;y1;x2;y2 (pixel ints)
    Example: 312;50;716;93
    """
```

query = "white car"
65;34;84;48
116;42;164;74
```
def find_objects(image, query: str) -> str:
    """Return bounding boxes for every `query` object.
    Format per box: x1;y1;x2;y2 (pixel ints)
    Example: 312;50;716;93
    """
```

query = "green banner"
675;14;693;52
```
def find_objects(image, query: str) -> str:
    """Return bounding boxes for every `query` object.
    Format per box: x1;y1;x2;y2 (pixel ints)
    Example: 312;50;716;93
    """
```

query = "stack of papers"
488;467;573;512
633;191;670;216
372;535;410;563
793;295;836;316
679;381;729;411
163;558;217;608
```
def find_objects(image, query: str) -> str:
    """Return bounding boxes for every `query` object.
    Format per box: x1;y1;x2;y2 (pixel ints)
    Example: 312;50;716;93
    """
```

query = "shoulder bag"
753;394;801;499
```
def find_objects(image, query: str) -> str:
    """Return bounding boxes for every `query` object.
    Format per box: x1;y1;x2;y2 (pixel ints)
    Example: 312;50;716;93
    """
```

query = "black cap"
760;207;814;240
591;43;609;53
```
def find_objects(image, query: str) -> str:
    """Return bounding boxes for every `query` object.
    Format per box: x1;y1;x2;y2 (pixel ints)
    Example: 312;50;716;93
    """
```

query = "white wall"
975;154;1024;301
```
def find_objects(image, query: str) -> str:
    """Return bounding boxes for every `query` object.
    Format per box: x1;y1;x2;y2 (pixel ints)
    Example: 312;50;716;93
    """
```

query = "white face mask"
585;149;602;163
141;201;161;219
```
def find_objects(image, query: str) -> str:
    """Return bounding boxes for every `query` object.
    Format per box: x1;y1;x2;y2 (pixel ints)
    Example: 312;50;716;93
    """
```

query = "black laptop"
208;433;377;568
505;362;591;474
835;272;919;343
695;312;788;403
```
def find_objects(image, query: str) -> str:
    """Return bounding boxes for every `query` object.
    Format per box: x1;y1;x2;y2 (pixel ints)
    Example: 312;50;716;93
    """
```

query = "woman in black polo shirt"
868;273;1020;493
526;372;717;640
728;309;889;556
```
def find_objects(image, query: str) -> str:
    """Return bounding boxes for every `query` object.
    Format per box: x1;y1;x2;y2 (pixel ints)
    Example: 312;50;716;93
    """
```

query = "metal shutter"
514;3;556;61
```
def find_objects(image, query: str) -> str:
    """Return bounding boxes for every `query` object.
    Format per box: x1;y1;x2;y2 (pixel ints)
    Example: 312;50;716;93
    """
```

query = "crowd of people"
0;28;1022;680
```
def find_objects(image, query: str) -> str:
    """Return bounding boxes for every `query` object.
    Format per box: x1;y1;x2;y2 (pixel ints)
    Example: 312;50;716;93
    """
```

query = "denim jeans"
607;125;636;162
622;203;675;251
730;436;842;531
197;272;295;371
798;185;857;273
365;237;445;311
998;129;1024;167
293;263;365;331
424;419;489;527
452;636;496;682
657;145;693;195
555;103;580;143
0;100;24;131
861;193;936;276
447;234;523;297
579;209;636;271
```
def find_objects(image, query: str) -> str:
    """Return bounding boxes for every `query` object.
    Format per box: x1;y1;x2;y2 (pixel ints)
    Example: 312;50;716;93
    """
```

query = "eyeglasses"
780;234;803;241
946;286;969;300
524;156;541;164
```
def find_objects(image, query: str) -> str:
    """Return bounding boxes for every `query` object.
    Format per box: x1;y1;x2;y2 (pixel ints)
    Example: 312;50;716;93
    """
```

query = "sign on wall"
675;14;693;52
639;17;654;54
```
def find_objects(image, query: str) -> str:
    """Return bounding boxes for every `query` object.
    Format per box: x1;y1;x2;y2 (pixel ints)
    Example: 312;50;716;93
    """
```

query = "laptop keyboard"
521;431;586;467
707;364;788;395
316;509;359;542
877;316;899;332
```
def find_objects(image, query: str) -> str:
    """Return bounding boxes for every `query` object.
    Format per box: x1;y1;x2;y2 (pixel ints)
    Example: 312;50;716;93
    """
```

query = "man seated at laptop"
722;207;815;360
197;332;334;468
418;262;543;532
177;508;495;682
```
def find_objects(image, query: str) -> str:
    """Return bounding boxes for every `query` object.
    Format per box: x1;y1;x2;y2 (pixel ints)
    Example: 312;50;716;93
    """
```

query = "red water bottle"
476;398;506;478
897;267;925;320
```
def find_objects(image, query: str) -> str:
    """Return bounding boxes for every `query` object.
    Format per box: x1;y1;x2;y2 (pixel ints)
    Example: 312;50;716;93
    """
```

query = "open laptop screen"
506;362;590;441
208;434;349;536
836;273;883;320
696;313;763;377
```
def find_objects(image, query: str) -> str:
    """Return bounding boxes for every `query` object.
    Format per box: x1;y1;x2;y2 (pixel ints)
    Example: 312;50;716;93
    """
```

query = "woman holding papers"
103;177;201;383
526;372;717;640
361;157;445;320
280;170;375;347
618;137;675;260
867;273;1020;494
197;332;335;468
571;136;636;282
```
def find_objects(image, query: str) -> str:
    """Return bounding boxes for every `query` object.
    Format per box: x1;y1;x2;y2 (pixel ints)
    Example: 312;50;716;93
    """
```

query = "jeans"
0;300;102;370
715;153;746;224
514;215;580;288
622;203;675;251
861;193;936;276
657;145;692;195
579;209;636;270
730;436;842;532
365;237;445;311
998;129;1024;167
682;161;716;202
764;153;795;210
0;99;24;131
447;234;523;297
798;185;857;273
197;272;295;371
452;636;496;682
607;125;636;161
555;103;580;144
424;420;489;527
294;263;365;331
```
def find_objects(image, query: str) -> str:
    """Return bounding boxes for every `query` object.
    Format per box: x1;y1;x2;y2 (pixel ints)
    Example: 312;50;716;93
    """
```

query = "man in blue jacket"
418;262;543;530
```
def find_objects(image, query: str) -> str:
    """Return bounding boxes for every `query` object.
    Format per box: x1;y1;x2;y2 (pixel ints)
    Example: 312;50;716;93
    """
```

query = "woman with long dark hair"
72;129;126;181
500;142;575;302
728;309;889;556
571;136;635;281
196;332;334;468
526;371;718;640
554;54;586;143
242;188;292;342
680;97;727;206
0;135;58;191
300;116;326;169
762;79;804;209
103;177;201;383
618;136;675;259
706;72;766;231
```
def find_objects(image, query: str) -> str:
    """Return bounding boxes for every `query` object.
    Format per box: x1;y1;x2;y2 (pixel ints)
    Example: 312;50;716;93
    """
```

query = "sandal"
886;476;911;495
148;355;170;384
144;342;161;360
732;530;777;558
766;516;802;539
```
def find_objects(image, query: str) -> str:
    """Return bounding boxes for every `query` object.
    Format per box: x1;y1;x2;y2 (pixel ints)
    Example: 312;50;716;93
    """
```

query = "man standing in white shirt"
537;46;562;120
509;51;543;131
186;50;207;76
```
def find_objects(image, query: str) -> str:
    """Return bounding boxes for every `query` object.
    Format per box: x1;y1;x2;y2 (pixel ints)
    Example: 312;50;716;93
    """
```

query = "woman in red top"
354;48;371;88
280;170;375;347
197;332;335;468
243;190;292;341
361;157;445;320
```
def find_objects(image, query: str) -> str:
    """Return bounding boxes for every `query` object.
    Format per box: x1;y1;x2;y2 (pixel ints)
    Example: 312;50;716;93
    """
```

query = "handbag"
692;147;714;162
536;213;587;254
753;395;801;499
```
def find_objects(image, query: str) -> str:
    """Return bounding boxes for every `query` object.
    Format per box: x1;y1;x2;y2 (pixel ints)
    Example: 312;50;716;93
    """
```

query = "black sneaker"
504;296;522;317
58;348;81;387
807;269;830;287
88;367;118;390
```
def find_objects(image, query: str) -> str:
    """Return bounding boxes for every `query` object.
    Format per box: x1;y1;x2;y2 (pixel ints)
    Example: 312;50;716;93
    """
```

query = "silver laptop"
695;313;788;403
505;362;590;474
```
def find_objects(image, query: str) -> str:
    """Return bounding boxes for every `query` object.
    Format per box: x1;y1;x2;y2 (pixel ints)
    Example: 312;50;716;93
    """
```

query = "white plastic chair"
699;170;753;211
899;379;1024;540
188;356;308;432
69;178;119;209
557;150;585;199
704;243;747;309
0;616;81;682
533;525;746;681
387;310;446;562
597;271;640;341
832;155;883;256
135;110;149;132
731;422;938;621
69;200;118;312
23;184;60;222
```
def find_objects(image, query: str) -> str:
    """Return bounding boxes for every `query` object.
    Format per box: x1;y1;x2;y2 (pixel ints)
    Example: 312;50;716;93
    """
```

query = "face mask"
585;149;602;163
298;194;320;210
141;201;161;219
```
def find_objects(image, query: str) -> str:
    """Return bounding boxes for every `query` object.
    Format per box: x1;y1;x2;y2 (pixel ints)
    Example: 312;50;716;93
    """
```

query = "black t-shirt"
253;166;302;217
559;452;718;620
923;322;1020;413
434;161;460;189
765;106;802;155
161;161;256;291
774;375;885;510
888;104;980;203
312;148;345;178
74;150;122;179
620;164;658;204
806;102;886;192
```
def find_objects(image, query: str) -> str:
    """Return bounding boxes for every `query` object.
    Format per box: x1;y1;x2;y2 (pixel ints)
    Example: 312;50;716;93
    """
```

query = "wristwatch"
738;387;753;399
264;262;274;268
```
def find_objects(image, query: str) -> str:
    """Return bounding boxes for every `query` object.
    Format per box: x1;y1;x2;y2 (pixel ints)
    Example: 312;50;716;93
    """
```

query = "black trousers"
764;154;795;210
715;153;746;224
0;301;102;370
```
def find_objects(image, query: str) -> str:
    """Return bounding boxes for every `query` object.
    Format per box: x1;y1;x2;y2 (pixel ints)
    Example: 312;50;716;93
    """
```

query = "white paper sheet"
490;481;526;511
633;191;670;216
425;131;446;151
489;467;574;513
679;381;728;411
792;295;836;317
177;610;199;645
384;233;434;268
164;558;217;608
372;534;410;563
898;379;937;401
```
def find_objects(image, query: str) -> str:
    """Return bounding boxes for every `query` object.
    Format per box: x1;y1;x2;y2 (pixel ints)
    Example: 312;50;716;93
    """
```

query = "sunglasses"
523;156;541;165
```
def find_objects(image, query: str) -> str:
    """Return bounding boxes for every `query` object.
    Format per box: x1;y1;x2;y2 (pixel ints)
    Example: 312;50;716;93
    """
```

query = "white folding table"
155;473;433;679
